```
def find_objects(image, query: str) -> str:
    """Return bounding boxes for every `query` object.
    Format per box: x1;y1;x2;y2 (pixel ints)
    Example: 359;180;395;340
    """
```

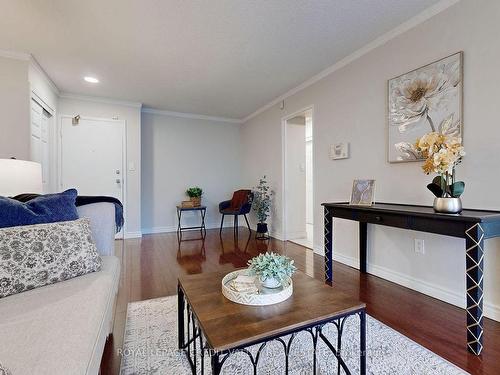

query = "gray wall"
241;0;500;320
0;57;30;159
141;112;242;233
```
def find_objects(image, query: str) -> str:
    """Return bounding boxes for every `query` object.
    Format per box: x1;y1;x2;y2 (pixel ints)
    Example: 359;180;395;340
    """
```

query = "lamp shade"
0;159;43;197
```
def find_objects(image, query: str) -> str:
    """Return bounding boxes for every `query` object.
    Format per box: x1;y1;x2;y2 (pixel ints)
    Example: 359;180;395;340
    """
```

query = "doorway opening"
283;107;313;249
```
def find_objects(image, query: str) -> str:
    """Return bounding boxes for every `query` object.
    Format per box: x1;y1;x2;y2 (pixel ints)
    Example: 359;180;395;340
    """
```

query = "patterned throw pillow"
0;218;102;298
0;363;11;375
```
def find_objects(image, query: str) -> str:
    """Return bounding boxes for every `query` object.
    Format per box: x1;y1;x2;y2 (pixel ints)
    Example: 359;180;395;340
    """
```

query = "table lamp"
0;159;43;197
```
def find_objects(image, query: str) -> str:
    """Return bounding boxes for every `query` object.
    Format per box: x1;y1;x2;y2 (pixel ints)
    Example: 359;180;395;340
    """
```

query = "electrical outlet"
414;239;425;254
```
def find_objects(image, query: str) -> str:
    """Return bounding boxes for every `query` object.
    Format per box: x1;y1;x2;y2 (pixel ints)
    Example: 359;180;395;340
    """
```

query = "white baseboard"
142;221;243;235
123;231;142;239
285;230;307;240
270;230;285;241
313;245;325;256
328;252;500;322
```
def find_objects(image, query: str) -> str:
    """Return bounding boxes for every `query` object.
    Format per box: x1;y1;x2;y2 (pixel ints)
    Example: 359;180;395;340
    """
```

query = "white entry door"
60;116;125;203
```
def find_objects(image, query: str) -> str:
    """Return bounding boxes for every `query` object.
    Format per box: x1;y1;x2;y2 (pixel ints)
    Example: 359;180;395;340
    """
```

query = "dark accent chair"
219;190;254;236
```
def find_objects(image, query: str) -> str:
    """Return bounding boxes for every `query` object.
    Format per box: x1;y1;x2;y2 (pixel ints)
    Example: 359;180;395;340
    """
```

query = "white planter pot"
262;277;281;289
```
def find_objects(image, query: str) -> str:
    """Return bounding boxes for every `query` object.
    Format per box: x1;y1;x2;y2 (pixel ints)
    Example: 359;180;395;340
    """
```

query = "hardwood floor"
100;228;500;375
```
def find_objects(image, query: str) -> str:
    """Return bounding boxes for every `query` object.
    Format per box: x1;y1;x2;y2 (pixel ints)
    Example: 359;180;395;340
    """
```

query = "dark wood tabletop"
176;205;207;211
322;202;500;222
178;270;365;351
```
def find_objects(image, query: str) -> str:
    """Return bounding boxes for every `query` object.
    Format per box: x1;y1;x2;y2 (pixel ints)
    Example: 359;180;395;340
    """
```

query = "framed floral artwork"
387;52;463;163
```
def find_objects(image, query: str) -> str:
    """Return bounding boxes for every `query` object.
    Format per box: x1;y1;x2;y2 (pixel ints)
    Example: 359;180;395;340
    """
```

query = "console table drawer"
330;208;467;237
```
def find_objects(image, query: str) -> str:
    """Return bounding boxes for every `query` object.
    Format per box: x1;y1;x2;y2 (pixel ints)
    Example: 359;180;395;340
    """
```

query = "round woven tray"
221;269;293;306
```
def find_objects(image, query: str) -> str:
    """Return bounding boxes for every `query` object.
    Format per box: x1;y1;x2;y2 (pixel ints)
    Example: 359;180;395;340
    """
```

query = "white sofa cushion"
0;255;120;375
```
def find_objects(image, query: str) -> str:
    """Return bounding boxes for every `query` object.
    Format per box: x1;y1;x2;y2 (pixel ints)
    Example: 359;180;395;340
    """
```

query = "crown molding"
0;49;60;96
0;49;30;61
59;92;143;109
241;0;460;124
29;55;60;96
141;107;243;124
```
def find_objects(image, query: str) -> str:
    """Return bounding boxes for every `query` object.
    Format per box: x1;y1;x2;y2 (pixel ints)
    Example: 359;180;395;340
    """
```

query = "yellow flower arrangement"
415;131;465;198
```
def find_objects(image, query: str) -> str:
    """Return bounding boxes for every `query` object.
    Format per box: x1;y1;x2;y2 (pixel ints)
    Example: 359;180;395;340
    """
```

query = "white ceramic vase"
262;277;281;289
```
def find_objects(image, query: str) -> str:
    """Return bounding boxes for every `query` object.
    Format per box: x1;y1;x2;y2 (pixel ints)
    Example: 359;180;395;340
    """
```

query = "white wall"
58;96;142;237
141;111;242;233
241;0;500;320
0;56;30;160
285;120;306;239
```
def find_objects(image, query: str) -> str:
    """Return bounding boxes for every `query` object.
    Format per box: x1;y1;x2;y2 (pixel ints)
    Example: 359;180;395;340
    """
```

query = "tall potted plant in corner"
415;129;466;213
252;176;272;239
186;186;203;207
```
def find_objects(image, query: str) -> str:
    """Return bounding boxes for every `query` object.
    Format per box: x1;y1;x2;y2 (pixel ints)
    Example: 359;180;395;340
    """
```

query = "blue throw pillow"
0;189;79;228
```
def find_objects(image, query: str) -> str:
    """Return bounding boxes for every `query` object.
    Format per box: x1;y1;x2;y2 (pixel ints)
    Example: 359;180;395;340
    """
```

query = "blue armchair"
219;189;254;236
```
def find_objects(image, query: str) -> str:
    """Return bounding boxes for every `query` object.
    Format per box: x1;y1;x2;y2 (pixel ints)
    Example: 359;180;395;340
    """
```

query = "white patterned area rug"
119;296;468;375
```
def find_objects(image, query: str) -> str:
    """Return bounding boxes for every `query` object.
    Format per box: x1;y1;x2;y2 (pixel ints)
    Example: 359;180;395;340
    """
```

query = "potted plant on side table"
252;176;272;239
186;186;203;207
248;252;297;289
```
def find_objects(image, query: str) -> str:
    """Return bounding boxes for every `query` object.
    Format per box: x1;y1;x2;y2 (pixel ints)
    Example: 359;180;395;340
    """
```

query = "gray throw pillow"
0;218;102;298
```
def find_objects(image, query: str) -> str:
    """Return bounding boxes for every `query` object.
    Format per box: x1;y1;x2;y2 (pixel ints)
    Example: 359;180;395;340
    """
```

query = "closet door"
30;99;51;193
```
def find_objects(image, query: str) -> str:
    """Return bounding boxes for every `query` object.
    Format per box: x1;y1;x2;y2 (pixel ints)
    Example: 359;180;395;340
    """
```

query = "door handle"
116;179;121;184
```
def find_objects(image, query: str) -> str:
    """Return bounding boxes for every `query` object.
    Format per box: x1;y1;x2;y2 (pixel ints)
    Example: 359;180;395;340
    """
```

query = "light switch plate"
414;239;425;254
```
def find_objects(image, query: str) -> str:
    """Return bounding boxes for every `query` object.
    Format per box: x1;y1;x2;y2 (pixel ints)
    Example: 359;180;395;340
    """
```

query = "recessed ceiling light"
84;76;99;83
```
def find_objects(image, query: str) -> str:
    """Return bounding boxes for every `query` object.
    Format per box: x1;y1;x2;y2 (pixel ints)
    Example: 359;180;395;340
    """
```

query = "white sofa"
0;202;121;375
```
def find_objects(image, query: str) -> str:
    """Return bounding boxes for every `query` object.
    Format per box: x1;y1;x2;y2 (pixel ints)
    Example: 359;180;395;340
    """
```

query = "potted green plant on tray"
247;252;297;289
186;186;203;207
252;176;272;238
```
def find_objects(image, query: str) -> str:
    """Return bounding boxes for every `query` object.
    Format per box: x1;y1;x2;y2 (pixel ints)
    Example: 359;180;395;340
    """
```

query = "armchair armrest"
219;200;231;212
77;202;116;256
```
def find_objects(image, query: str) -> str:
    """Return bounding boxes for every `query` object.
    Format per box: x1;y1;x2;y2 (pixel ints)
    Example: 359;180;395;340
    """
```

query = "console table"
322;202;500;355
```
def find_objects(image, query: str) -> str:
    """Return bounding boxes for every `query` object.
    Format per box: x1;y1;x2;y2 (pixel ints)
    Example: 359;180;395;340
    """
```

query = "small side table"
176;205;207;242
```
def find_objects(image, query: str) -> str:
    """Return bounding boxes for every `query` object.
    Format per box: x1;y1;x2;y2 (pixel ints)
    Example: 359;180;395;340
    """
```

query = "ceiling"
1;0;441;119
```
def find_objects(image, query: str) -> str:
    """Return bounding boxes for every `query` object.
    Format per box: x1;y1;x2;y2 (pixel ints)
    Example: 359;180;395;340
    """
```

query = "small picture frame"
330;142;349;160
350;179;376;206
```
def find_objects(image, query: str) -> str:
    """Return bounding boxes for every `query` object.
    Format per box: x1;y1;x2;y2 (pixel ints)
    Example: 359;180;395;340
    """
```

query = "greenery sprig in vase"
248;252;296;289
415;129;465;213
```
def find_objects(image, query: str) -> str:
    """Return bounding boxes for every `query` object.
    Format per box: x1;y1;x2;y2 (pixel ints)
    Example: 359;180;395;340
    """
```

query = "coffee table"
178;270;366;374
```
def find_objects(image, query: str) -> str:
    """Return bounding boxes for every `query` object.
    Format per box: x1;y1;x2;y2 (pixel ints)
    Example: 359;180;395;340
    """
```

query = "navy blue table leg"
465;223;485;355
178;284;185;350
359;222;367;273
211;353;221;375
324;206;333;283
360;310;366;374
177;208;182;242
